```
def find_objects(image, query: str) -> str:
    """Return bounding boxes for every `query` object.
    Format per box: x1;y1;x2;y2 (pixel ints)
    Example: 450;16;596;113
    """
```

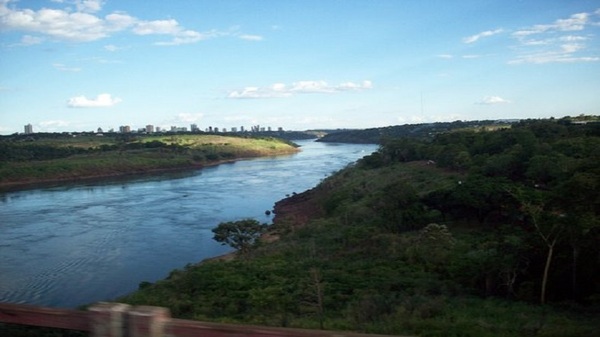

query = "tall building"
119;125;131;133
146;125;154;133
24;123;33;134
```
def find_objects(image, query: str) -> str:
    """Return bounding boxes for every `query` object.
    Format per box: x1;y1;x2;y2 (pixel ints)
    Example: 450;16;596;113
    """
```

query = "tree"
552;172;600;300
212;219;267;255
407;223;456;272
510;188;562;305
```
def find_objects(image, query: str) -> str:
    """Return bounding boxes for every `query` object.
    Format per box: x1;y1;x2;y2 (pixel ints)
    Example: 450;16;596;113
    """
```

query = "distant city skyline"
1;1;599;135
18;122;283;135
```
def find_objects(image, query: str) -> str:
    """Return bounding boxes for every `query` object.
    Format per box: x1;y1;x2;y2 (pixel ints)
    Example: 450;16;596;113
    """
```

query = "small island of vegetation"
0;132;300;191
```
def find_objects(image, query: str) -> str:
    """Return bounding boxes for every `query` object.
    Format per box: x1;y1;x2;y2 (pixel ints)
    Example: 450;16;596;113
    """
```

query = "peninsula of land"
0;133;301;191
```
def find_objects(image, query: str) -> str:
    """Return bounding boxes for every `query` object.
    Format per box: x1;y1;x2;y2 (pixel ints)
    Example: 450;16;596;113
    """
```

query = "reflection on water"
0;140;377;308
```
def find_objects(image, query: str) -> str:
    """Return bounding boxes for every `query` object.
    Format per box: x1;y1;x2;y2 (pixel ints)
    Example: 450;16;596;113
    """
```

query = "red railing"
0;302;410;337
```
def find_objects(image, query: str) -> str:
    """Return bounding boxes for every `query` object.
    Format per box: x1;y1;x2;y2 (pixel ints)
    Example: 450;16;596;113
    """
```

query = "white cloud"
228;80;373;99
291;80;336;93
228;85;292;99
53;63;81;72
476;96;511;105
560;43;584;53
0;2;107;42
74;0;104;14
560;35;589;42
133;19;180;35
154;30;210;46
508;53;599;64
509;10;599;64
437;54;453;59
463;28;503;43
0;1;256;46
67;93;121;107
239;34;263;41
514;12;590;37
104;13;136;31
104;44;118;51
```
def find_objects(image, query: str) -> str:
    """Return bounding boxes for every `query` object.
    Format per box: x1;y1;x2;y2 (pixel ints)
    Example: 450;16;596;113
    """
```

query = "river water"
0;140;377;308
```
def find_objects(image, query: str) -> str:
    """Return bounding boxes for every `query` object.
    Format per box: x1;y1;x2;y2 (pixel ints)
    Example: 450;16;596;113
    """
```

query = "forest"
116;118;599;337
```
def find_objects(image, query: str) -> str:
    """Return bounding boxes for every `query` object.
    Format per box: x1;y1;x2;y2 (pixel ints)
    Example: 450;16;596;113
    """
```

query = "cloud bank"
0;0;262;45
228;80;373;99
67;93;121;108
476;96;511;105
509;10;600;64
455;9;599;64
463;29;504;44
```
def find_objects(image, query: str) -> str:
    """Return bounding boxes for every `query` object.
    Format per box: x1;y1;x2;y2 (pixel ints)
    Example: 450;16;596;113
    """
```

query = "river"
0;140;377;308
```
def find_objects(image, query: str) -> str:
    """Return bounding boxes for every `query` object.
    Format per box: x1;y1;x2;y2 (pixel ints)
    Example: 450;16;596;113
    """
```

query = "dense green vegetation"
317;115;599;144
0;133;299;190
316;120;514;144
117;118;599;336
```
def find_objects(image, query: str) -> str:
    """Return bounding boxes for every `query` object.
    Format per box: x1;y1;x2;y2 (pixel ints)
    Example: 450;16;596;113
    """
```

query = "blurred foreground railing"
0;302;409;337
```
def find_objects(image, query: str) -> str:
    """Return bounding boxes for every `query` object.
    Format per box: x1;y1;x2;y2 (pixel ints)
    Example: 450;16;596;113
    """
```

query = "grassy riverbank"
0;133;300;191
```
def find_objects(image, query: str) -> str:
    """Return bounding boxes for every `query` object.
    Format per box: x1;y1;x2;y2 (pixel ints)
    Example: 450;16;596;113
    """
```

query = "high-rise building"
24;123;33;134
146;125;154;133
119;125;131;133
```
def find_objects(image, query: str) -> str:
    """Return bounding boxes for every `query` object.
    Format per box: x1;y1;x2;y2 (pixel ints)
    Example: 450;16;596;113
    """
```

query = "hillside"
0;133;299;191
118;118;600;336
316;116;599;144
316;120;514;144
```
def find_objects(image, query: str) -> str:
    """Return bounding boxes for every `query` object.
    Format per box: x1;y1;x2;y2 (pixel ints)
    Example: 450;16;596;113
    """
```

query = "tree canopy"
212;219;267;254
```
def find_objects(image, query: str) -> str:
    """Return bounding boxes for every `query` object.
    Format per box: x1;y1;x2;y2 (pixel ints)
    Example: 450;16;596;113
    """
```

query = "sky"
1;0;599;134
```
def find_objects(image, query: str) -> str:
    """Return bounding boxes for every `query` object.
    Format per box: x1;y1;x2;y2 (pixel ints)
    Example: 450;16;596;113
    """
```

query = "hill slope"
119;118;600;336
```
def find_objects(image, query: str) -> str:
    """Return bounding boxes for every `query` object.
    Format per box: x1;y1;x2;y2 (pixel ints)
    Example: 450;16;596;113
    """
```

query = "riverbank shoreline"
0;133;302;193
0;154;295;193
195;186;324;265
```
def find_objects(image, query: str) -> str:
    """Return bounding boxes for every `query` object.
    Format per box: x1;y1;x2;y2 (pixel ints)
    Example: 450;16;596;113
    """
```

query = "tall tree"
510;188;562;305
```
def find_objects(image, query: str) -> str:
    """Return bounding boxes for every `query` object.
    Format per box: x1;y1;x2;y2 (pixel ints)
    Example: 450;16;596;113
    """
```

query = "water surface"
0;140;377;308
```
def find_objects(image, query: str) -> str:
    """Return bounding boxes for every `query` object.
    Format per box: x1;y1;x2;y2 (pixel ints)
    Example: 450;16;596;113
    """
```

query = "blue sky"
1;0;599;134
